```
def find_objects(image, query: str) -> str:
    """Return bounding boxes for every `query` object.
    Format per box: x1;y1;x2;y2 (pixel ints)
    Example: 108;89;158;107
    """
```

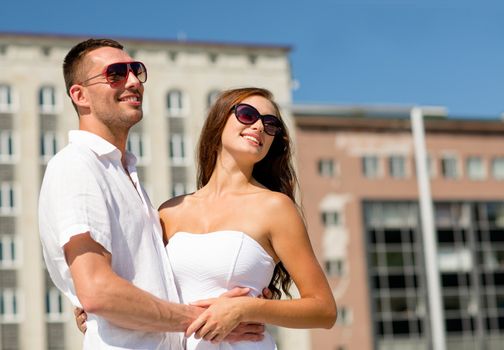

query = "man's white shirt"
39;130;183;349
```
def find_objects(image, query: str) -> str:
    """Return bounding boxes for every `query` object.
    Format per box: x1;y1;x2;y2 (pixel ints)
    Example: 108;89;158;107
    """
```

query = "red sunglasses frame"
78;61;147;86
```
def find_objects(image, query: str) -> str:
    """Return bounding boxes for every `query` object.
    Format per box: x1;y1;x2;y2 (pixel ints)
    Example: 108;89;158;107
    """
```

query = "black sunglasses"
79;61;147;86
233;103;282;136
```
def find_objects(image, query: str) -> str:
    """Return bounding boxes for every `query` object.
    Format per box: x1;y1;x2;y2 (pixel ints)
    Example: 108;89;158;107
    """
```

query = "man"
39;38;263;349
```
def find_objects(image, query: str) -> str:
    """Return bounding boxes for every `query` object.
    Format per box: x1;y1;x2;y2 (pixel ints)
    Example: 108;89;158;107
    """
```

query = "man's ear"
68;84;89;109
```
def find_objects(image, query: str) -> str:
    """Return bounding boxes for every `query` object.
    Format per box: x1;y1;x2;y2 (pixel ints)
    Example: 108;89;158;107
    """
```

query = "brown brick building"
294;105;504;350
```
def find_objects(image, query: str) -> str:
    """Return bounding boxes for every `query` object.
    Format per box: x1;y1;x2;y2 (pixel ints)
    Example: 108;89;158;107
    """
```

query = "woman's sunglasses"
79;61;147;86
233;103;282;136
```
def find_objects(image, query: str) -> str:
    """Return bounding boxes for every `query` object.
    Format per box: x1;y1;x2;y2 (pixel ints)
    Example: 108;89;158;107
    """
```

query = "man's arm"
65;232;200;332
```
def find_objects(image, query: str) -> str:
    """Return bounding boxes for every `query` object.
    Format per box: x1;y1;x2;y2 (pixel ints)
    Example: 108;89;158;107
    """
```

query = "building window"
171;183;187;197
336;306;352;326
0;182;17;215
441;155;459;179
362;155;380;178
318;159;335;177
0;131;15;162
40;132;59;162
388;155;407;179
45;287;65;322
466;156;485;180
492;157;504;180
127;132;149;165
169;134;188;166
39;85;60;114
325;259;345;277
438;247;473;272
166;90;187;117
0;235;20;268
321;211;340;227
207;90;220;109
0;288;21;323
0;84;14;113
365;201;425;341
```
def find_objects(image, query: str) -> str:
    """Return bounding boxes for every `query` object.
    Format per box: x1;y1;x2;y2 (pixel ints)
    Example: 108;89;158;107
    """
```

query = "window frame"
0;84;17;113
0;130;17;163
40;131;60;163
0;235;21;269
362;155;381;178
491;157;504;180
0;182;18;215
441;154;460;179
0;288;23;323
45;287;66;322
39;85;62;114
388;154;407;179
318;158;336;177
127;132;150;165
166;89;189;117
169;133;189;166
466;156;486;181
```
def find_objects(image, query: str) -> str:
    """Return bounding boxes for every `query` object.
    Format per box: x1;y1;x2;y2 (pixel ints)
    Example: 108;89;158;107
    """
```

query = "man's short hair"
63;38;123;95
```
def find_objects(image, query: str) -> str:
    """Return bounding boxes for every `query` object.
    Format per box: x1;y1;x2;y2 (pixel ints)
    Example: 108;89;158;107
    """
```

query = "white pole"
411;107;446;350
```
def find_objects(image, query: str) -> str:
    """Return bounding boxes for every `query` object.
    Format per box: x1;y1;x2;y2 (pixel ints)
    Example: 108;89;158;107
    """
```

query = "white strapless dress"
166;230;277;350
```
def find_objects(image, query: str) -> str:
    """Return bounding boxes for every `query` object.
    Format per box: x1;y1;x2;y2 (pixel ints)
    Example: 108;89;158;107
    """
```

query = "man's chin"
126;111;143;126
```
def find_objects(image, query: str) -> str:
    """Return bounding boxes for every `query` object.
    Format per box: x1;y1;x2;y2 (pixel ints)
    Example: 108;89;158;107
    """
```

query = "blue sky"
2;0;503;118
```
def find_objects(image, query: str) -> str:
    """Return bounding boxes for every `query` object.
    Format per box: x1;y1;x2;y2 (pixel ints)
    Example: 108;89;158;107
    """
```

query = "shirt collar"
68;130;137;167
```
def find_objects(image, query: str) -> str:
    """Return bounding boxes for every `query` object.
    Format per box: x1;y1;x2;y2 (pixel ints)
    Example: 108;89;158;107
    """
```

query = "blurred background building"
0;32;503;350
295;105;504;350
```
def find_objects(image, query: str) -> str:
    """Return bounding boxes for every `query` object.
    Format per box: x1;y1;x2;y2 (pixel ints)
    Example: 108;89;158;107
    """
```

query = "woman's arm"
187;193;337;341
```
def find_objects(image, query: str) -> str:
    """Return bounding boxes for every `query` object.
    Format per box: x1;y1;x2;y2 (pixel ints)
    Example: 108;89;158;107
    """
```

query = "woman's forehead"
240;95;276;115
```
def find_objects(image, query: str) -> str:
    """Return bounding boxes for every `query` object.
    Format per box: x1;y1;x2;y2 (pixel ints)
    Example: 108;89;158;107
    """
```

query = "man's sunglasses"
233;103;282;136
79;61;147;86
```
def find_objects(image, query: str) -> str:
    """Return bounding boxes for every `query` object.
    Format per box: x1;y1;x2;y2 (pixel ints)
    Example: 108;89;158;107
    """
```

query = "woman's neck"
202;152;258;197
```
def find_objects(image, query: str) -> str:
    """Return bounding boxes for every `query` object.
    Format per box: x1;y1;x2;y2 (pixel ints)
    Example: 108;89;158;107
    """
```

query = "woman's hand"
186;286;272;343
74;307;87;333
186;296;247;342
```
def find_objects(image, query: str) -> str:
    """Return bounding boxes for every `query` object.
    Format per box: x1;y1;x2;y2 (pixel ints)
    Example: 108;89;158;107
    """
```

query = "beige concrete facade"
0;32;299;350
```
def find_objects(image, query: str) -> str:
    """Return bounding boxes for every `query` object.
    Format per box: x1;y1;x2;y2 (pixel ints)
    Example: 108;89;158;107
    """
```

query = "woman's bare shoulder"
158;193;194;212
158;193;196;243
259;190;296;209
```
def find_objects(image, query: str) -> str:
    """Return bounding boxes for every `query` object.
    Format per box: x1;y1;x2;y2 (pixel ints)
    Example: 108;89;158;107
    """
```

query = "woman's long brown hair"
197;87;297;299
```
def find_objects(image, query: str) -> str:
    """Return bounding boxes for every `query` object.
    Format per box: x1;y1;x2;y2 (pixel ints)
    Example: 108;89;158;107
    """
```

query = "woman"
159;87;336;349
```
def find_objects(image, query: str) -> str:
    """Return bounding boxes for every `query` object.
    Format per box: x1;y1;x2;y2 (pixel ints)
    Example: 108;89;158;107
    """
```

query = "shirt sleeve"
43;153;112;253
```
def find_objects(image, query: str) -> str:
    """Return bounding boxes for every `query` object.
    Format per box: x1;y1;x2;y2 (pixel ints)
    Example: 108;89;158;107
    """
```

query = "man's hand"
223;287;271;342
186;286;273;343
186;296;245;342
260;288;273;299
74;307;87;333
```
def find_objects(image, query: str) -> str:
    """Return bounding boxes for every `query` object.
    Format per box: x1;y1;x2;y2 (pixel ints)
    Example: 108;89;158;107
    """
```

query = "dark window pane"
438;229;455;243
489;229;504;243
442;273;459;287
499;316;504;330
377;321;386;335
384;229;402;244
388;275;407;289
392;320;410;335
386;252;404;267
446;318;463;333
373;275;381;289
494;272;504;286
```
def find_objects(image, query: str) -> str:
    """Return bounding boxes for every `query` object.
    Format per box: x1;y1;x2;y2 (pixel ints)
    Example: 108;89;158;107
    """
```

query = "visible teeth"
122;96;139;102
243;135;260;144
